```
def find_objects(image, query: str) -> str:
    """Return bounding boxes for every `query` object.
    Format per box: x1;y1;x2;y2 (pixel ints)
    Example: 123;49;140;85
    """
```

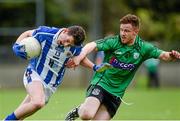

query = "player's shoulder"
103;35;120;45
36;26;60;34
136;36;158;56
104;35;119;41
141;40;154;49
136;36;152;48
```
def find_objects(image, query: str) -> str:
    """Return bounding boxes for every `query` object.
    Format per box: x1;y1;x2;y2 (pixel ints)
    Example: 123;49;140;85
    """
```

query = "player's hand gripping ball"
14;37;41;59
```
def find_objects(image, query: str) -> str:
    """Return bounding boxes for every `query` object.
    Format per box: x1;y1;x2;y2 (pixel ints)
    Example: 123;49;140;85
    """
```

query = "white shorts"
23;68;54;103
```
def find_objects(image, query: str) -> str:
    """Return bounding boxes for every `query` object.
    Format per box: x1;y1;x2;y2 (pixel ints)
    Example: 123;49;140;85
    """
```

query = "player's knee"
31;99;45;110
79;107;94;120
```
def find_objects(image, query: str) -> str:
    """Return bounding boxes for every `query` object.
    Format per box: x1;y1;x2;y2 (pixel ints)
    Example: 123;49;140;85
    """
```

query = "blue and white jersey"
28;26;82;91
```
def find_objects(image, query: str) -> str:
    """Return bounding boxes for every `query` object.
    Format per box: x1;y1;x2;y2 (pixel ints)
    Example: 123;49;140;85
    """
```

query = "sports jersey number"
48;58;59;73
55;51;61;56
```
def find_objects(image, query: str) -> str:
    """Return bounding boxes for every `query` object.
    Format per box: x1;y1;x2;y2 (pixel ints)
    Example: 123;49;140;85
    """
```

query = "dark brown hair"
67;25;86;46
120;14;140;28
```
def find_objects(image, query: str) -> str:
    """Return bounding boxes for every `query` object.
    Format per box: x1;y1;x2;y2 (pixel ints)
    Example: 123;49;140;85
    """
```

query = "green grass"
1;88;180;120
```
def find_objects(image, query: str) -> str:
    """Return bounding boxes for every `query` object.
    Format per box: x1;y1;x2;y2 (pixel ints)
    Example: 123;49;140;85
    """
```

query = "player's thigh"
23;68;45;102
26;81;45;102
79;96;101;116
93;104;111;120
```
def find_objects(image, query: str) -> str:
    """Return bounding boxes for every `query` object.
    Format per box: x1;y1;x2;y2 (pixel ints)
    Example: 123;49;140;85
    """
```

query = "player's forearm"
16;30;34;43
80;42;97;60
74;42;97;65
80;57;94;70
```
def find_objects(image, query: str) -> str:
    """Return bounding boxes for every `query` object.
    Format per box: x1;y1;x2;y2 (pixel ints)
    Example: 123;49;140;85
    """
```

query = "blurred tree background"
0;0;180;44
0;0;179;62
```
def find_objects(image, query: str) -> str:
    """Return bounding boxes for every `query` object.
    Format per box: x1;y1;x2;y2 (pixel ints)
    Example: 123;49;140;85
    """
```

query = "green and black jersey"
90;35;163;98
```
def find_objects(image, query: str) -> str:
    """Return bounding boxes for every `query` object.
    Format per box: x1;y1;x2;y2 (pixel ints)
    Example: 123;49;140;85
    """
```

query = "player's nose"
64;43;70;47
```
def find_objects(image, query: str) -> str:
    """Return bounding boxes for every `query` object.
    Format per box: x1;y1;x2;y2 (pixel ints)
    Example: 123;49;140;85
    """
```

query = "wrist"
12;43;27;59
93;64;97;71
12;43;19;51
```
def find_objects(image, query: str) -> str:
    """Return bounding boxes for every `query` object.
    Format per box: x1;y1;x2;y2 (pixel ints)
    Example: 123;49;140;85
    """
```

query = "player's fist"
12;43;27;59
169;50;180;60
65;58;77;68
93;63;112;72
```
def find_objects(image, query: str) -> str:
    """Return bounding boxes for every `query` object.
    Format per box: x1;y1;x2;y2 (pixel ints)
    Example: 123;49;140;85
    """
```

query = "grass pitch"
0;87;180;120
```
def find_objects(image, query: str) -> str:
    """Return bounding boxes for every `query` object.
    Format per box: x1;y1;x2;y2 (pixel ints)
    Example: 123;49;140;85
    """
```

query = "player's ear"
63;28;69;33
134;27;139;35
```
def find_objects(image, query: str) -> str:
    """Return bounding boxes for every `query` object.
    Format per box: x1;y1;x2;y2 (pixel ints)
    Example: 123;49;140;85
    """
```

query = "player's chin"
121;39;127;44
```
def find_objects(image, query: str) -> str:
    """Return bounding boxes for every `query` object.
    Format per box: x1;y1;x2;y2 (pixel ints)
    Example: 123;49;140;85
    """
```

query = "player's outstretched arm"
66;57;112;72
159;50;180;61
73;42;97;65
81;58;112;72
80;57;94;69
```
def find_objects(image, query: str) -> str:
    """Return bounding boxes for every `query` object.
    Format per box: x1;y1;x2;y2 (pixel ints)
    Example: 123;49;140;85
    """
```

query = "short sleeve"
143;42;163;59
95;36;118;51
32;26;59;43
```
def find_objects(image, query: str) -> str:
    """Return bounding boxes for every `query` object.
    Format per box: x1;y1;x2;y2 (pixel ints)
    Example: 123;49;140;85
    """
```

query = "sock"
4;112;18;120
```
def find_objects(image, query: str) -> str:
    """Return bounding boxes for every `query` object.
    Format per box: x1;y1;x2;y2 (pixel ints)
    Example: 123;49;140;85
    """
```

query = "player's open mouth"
121;37;126;41
58;40;63;45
